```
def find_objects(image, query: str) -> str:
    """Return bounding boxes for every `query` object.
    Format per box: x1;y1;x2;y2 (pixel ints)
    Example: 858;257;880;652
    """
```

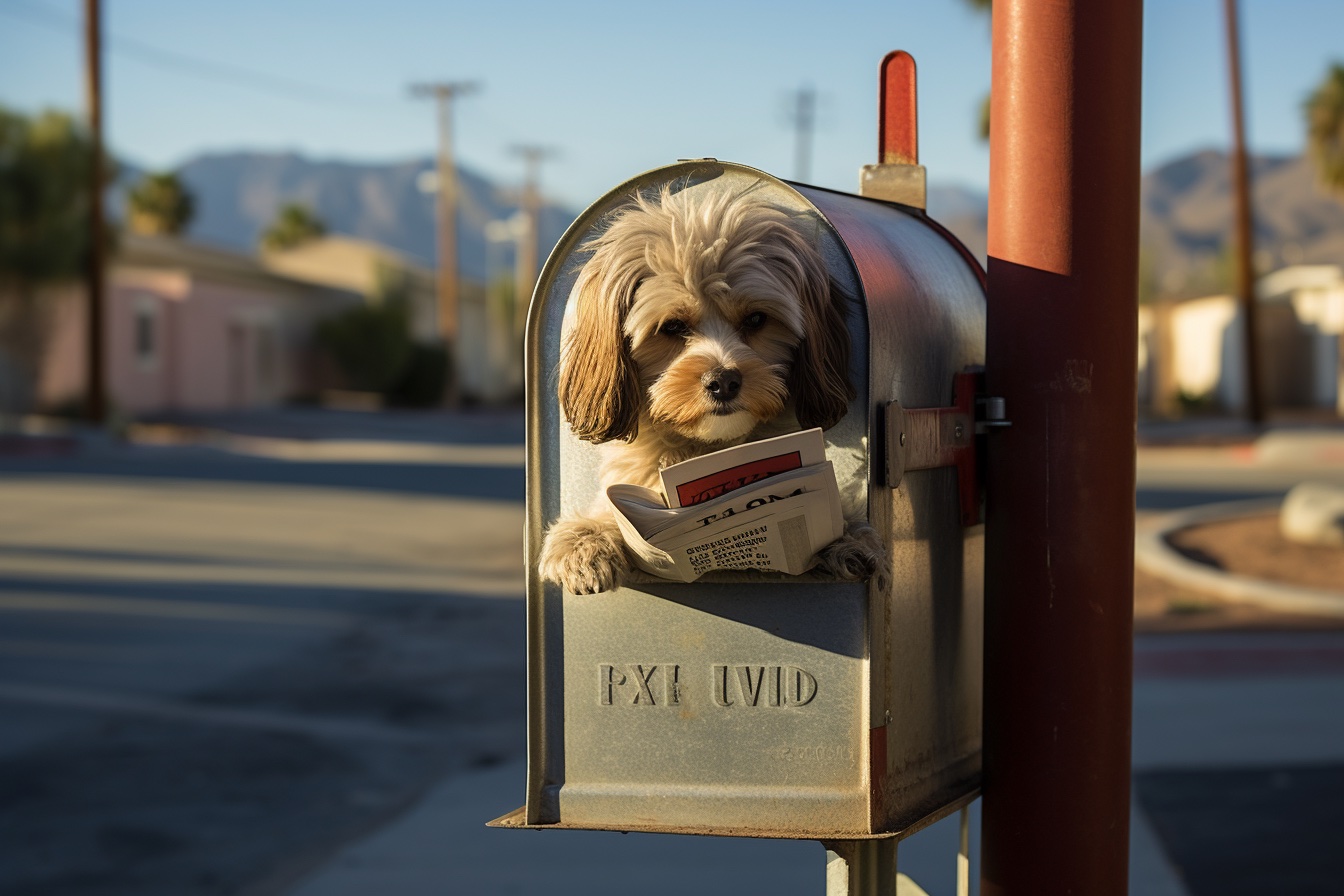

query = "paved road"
3;412;1340;895
0;427;528;895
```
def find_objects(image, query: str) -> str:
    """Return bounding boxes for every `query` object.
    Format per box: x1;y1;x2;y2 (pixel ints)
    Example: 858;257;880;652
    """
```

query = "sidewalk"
272;627;1344;896
1131;632;1344;896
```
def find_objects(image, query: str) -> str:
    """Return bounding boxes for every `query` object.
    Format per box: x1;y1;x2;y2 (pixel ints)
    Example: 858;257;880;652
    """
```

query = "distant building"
37;233;361;415
261;235;515;404
1139;265;1344;416
1259;265;1344;412
260;236;440;343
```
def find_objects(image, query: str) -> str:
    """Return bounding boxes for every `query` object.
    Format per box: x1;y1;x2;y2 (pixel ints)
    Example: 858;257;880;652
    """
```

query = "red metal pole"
981;1;1142;894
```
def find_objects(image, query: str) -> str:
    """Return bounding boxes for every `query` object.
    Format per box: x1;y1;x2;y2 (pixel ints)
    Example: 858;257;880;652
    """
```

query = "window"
134;296;159;370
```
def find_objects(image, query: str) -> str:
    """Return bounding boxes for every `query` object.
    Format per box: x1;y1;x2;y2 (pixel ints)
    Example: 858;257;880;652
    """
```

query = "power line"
1;1;569;189
1;0;390;106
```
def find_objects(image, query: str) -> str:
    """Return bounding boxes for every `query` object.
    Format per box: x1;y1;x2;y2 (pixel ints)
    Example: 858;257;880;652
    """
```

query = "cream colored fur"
538;183;886;594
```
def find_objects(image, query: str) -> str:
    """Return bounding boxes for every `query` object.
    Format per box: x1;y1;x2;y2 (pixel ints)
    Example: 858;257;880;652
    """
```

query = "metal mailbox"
493;158;986;841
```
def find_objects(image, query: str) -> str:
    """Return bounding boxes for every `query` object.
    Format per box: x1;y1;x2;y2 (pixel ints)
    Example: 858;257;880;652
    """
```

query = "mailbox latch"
885;368;1008;526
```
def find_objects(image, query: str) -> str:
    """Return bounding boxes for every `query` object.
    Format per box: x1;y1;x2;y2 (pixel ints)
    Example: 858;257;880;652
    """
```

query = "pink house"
38;234;361;415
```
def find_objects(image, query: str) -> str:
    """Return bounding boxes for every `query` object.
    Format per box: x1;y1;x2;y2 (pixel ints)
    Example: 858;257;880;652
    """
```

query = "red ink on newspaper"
675;451;803;507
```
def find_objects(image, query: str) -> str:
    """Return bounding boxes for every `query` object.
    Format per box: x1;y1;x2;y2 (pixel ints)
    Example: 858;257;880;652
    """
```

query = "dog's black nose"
703;367;742;402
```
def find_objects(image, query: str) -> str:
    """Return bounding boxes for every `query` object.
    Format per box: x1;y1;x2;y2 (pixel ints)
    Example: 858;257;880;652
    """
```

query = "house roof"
259;235;436;297
115;232;362;303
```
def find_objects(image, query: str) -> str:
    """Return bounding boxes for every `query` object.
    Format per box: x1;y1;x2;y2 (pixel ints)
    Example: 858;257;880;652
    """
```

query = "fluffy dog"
538;182;886;594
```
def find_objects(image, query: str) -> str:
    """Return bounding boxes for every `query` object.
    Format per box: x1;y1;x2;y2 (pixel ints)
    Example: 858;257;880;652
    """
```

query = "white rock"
1280;481;1344;547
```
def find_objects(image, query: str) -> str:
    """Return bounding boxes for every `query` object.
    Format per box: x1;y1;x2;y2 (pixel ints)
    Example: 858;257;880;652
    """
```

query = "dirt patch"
1135;513;1344;634
1167;514;1344;591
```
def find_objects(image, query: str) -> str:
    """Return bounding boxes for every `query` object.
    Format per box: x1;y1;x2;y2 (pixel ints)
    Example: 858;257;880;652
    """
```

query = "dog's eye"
741;311;768;331
659;319;690;338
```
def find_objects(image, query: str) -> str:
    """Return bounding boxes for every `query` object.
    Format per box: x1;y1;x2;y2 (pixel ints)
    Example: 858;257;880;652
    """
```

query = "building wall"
106;269;190;414
31;283;86;413
37;258;355;416
1168;295;1241;407
1138;267;1344;416
261;238;441;343
1288;283;1344;410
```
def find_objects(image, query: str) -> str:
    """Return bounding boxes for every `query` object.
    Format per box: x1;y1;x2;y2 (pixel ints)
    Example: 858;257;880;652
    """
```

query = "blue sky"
1;0;1342;211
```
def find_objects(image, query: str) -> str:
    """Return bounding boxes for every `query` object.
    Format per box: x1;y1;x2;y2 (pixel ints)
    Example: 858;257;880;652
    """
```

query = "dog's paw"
815;522;889;590
538;515;631;594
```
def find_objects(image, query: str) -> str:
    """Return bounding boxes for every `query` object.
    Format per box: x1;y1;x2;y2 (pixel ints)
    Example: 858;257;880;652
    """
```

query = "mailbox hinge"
885;368;1009;526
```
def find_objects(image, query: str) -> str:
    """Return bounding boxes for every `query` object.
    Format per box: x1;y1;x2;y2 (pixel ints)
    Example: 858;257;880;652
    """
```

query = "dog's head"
558;183;854;445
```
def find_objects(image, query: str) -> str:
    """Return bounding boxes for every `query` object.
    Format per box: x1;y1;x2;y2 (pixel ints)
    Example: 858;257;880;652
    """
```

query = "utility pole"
508;145;557;337
1224;0;1265;425
84;0;106;425
410;80;478;404
786;85;816;183
981;1;1141;894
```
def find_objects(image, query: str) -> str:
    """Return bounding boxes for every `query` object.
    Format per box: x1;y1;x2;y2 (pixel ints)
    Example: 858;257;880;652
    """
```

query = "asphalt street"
0;418;527;896
1;410;1340;895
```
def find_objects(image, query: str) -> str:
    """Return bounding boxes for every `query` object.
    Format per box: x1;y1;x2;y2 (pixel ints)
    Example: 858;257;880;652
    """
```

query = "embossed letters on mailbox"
599;663;817;708
713;665;817;707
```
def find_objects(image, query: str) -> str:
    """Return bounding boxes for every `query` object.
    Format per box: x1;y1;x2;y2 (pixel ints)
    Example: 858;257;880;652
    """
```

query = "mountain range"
117;151;577;284
1140;150;1344;295
929;150;1344;298
128;148;1344;297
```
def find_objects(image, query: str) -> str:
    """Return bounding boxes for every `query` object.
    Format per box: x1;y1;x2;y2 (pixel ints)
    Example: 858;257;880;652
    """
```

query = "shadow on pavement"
0;457;524;502
1134;763;1344;896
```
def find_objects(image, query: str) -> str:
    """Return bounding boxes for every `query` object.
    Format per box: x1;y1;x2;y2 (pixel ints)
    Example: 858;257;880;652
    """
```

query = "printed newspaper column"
606;429;844;581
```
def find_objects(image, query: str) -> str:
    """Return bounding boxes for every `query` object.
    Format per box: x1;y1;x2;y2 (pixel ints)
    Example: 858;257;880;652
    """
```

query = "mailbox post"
981;2;1142;895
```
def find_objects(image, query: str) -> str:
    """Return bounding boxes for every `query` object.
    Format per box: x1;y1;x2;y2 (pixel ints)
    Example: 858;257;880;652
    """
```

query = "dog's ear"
557;256;642;443
789;259;856;432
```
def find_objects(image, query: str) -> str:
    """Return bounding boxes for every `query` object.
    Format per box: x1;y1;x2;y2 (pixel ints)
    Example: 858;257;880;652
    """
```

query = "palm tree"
0;106;112;412
126;171;194;236
260;202;327;251
964;0;992;140
1304;62;1344;197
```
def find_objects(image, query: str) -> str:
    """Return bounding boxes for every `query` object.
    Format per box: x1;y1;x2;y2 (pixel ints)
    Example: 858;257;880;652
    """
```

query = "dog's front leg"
538;512;631;595
814;520;889;591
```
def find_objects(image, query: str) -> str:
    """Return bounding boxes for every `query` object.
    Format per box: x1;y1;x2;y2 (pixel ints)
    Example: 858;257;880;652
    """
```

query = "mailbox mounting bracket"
885;368;1008;526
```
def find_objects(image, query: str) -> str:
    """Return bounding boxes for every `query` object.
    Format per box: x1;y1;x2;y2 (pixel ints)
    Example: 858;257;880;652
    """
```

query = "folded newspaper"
607;428;844;582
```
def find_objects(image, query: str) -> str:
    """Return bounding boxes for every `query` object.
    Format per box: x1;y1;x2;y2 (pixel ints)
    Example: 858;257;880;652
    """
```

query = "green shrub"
389;343;449;407
316;299;414;394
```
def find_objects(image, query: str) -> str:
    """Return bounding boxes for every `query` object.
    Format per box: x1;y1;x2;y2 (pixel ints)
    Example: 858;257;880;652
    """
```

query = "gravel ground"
1135;513;1344;634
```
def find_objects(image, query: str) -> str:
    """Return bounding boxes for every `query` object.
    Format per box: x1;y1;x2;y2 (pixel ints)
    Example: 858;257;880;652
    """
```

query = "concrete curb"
1135;499;1344;618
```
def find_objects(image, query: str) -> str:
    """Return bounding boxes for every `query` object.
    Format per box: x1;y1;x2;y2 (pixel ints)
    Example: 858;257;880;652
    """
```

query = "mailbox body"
517;161;985;840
